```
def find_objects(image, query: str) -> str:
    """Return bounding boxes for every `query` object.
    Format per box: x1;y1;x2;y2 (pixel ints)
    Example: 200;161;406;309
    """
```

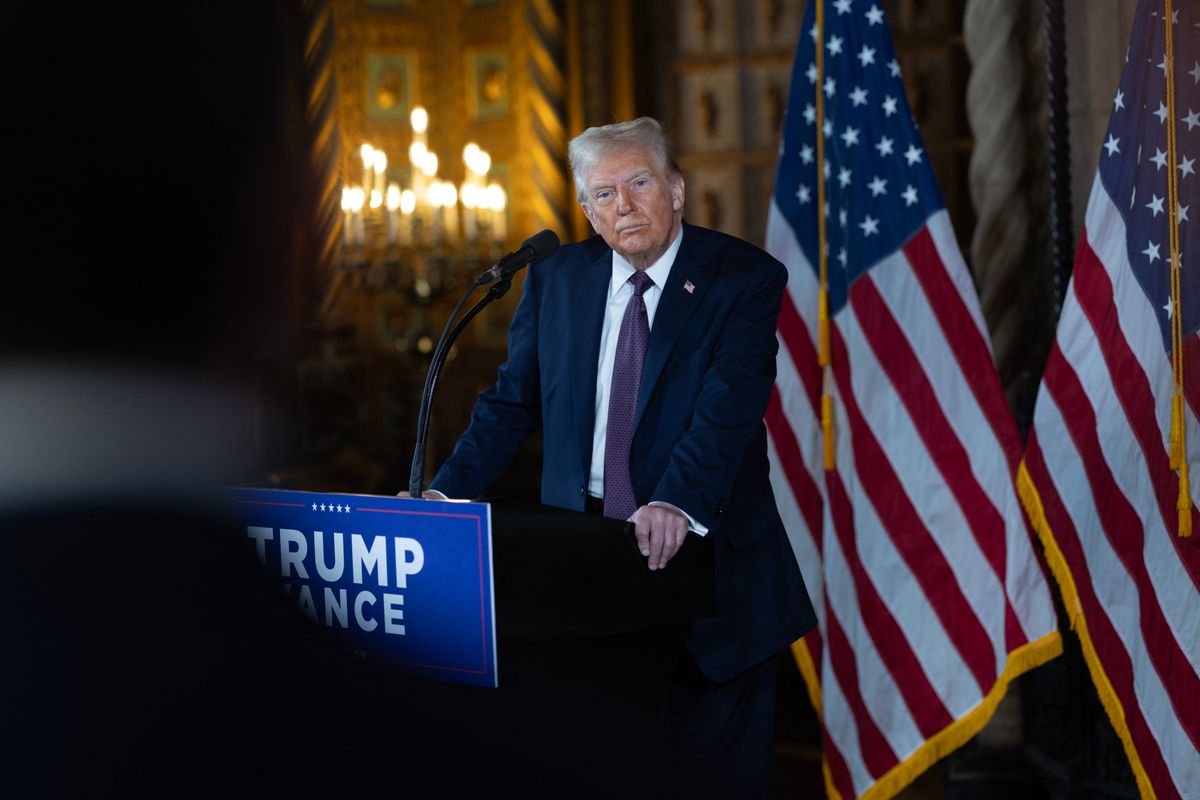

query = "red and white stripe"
1023;175;1200;800
766;201;1061;800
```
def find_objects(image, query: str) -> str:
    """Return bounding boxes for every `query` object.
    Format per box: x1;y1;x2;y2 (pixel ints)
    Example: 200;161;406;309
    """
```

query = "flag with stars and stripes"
1018;2;1200;798
763;2;1061;798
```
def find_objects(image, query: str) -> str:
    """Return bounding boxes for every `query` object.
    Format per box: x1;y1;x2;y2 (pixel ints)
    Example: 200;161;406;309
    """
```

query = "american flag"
763;2;1061;797
1019;2;1200;797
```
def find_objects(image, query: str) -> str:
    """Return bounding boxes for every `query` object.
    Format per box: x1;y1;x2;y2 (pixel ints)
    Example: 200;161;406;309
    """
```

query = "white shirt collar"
608;225;684;297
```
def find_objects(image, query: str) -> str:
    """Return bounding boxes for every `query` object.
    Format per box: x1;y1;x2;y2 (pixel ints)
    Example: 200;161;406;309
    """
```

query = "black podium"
369;498;716;796
2;497;713;798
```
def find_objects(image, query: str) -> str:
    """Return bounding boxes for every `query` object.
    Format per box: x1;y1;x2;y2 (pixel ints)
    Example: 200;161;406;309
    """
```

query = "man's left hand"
629;504;688;570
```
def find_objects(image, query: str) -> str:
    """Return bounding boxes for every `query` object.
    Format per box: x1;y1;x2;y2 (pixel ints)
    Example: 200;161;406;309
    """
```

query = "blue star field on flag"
1098;2;1200;352
773;0;944;315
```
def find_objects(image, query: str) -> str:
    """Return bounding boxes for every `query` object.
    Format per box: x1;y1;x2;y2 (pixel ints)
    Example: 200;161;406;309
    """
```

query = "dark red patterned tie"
603;270;654;520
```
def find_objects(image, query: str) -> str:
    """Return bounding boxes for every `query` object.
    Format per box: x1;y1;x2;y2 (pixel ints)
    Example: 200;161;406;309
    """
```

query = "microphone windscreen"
522;229;560;263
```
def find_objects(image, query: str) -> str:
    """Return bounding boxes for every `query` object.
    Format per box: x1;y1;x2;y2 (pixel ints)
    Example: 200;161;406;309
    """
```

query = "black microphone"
475;229;560;286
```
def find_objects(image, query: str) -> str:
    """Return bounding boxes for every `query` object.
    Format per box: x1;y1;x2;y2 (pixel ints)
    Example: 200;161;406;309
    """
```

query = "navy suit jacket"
431;222;816;682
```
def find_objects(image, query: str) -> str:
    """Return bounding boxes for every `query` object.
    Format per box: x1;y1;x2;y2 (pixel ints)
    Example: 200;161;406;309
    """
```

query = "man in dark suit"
429;117;816;795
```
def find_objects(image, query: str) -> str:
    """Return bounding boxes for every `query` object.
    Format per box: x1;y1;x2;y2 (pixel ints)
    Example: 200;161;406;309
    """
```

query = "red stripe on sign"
830;322;997;695
824;463;955;738
766;386;824;554
851;273;1026;653
903;227;1023;473
1024;428;1181;800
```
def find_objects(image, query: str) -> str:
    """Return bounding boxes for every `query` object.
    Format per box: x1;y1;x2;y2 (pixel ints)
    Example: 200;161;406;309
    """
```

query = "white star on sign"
858;45;876;67
838;167;853;187
320;503;327;511
841;126;860;146
876;136;894;156
904;144;923;165
1152;148;1169;169
859;216;880;236
850;87;868;106
1180;155;1196;178
1143;240;1161;264
312;503;318;511
868;176;887;196
1147;194;1165;216
828;35;844;56
1103;135;1120;156
866;5;884;25
800;144;814;164
902;185;918;206
1113;90;1125;111
882;95;898;116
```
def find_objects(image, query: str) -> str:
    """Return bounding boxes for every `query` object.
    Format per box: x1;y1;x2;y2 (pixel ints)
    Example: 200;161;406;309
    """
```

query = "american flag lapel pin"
683;280;695;294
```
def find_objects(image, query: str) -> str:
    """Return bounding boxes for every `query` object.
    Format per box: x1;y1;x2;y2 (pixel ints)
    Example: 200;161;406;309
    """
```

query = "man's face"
580;147;684;270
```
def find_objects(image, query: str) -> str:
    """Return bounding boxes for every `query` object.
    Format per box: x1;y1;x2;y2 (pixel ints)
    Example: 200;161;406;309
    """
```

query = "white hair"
568;117;681;203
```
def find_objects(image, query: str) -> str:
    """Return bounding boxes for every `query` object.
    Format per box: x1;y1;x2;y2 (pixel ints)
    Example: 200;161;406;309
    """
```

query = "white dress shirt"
587;228;707;535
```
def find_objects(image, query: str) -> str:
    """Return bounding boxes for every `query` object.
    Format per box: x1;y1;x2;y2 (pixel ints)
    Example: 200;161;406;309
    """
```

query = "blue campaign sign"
227;487;497;688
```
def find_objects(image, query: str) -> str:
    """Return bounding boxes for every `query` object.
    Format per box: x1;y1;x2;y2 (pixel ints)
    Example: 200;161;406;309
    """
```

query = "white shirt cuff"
648;500;708;536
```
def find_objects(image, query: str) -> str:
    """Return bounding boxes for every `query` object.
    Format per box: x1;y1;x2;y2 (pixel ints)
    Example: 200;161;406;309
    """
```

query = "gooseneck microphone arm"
407;229;559;497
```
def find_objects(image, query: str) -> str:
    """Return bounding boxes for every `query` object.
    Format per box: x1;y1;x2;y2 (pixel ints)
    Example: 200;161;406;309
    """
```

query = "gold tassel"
1179;460;1193;537
822;392;835;471
1170;393;1184;469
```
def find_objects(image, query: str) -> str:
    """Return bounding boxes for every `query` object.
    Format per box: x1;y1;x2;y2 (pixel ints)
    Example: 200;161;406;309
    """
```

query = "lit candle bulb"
487;184;507;243
400;188;416;246
410;106;428;136
373;150;388;197
341;187;354;248
386;183;401;245
461;181;478;242
348;186;366;246
443;181;459;242
360;144;374;192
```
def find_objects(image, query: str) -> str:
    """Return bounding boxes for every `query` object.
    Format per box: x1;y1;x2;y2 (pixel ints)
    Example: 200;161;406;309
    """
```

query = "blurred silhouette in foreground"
0;6;410;796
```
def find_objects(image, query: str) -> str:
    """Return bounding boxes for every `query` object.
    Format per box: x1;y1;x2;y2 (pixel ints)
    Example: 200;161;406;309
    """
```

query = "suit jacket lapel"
635;224;713;428
571;245;613;482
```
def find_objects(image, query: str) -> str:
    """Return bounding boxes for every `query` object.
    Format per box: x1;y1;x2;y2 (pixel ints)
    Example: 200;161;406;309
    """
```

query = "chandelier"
337;106;509;314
